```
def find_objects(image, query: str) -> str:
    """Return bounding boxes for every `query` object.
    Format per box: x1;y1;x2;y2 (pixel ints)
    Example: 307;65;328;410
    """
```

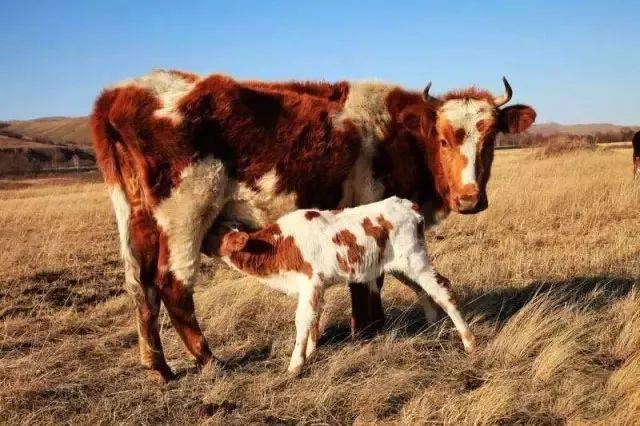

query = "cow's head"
425;78;536;214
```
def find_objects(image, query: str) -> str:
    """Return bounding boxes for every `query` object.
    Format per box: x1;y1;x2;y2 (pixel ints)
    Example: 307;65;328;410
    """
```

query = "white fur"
221;169;299;228
440;99;494;186
334;82;392;207
153;157;227;288
221;196;476;374
109;186;141;297
110;186;159;364
113;70;199;124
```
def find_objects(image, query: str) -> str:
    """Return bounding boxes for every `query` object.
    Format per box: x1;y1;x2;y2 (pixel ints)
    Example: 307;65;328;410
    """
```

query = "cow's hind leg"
153;157;228;368
157;267;213;368
110;187;174;382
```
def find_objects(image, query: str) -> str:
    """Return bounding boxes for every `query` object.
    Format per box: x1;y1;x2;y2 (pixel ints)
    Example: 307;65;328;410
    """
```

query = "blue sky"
1;1;639;124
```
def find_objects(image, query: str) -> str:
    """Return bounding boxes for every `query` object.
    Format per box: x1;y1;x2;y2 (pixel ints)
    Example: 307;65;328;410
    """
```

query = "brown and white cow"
91;70;535;381
217;196;475;376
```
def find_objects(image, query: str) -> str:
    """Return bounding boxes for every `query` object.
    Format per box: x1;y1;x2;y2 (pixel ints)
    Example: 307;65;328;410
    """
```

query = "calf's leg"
395;265;475;352
305;289;325;359
289;285;323;376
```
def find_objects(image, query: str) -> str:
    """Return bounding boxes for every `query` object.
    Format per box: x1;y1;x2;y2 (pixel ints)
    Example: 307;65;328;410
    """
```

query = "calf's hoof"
287;363;304;378
462;332;477;354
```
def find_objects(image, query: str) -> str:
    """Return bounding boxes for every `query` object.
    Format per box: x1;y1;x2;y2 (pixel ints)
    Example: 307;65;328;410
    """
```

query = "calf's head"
425;78;536;213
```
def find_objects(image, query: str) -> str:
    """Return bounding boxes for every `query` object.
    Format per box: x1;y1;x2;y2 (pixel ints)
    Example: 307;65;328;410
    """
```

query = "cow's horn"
493;76;513;107
423;82;443;106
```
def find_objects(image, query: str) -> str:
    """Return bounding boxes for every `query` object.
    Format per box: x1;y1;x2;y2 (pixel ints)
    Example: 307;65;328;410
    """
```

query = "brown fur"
362;215;394;260
227;225;313;278
498;105;537;134
336;254;351;273
304;211;322;220
332;230;365;266
442;87;496;105
243;80;350;103
177;75;361;209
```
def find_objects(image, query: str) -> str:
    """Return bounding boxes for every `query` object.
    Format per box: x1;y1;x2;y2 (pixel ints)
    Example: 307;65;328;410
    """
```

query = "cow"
633;131;640;179
216;196;475;376
91;70;536;381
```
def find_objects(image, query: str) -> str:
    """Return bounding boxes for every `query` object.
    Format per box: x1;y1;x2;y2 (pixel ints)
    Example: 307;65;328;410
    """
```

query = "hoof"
287;364;303;377
147;365;176;383
462;332;477;354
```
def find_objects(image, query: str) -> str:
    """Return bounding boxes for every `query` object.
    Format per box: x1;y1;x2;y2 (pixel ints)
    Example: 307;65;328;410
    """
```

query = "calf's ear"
220;231;250;256
498;105;536;134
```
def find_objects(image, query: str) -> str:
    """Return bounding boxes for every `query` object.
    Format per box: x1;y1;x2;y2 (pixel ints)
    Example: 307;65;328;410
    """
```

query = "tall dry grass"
0;148;639;424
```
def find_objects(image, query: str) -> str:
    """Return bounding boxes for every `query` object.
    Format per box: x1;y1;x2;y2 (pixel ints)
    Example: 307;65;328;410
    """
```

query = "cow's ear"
400;107;427;135
401;112;421;133
498;105;536;134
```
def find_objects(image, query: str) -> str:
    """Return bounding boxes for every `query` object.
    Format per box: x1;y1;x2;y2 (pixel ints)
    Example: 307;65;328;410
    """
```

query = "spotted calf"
217;196;476;375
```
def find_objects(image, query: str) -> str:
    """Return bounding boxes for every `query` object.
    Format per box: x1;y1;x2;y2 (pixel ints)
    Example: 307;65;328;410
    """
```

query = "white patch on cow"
333;81;393;207
221;169;298;228
113;70;198;124
440;99;494;185
109;186;141;298
153;157;227;288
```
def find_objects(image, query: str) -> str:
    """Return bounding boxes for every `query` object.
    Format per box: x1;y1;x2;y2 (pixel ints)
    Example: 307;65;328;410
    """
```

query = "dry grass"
1;148;639;424
529;135;597;159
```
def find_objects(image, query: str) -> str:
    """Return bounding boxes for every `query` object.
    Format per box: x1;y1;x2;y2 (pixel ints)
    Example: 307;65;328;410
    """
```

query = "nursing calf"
217;196;476;375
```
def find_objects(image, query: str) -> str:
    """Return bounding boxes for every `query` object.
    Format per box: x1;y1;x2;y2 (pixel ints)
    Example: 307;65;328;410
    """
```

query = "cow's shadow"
320;275;638;343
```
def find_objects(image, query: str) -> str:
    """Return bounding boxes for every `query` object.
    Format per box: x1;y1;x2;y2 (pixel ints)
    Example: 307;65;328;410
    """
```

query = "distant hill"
0;116;92;147
529;122;640;136
0;118;94;176
2;116;638;150
1;116;639;175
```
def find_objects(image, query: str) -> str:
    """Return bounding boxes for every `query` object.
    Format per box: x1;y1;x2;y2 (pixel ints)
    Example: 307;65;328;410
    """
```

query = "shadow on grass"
377;275;638;338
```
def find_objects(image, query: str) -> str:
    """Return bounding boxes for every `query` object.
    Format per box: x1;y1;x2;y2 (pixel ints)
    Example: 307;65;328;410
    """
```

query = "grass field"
1;146;639;424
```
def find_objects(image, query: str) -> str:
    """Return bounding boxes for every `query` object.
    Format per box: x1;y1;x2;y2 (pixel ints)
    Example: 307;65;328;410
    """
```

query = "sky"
1;1;639;124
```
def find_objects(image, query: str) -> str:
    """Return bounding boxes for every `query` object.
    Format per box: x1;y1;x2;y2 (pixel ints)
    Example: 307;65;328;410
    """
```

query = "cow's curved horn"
423;82;443;107
493;76;513;107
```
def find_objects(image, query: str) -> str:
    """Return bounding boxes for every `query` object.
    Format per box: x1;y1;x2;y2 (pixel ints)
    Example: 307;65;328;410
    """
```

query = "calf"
217;196;476;375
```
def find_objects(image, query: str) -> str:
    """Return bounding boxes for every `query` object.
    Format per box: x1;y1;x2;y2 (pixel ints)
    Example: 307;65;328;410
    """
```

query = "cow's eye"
440;139;449;148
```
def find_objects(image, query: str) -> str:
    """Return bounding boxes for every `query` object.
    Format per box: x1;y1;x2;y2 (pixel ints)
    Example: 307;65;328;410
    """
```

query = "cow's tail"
91;88;153;208
91;88;158;299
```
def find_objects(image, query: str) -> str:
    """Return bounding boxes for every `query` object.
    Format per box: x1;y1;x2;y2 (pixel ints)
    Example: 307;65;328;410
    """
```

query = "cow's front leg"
349;276;385;338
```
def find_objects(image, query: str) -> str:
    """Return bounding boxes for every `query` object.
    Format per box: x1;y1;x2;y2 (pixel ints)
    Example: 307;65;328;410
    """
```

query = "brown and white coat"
217;196;476;375
91;70;535;380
